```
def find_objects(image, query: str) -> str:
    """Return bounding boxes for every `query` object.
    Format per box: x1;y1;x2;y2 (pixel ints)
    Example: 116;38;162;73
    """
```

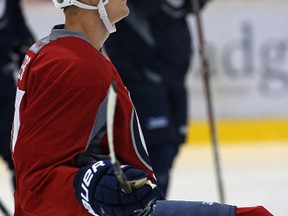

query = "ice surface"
1;142;287;216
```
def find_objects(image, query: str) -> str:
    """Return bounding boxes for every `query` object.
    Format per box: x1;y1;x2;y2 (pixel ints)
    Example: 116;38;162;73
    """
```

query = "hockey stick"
107;81;132;194
0;199;11;216
191;0;225;203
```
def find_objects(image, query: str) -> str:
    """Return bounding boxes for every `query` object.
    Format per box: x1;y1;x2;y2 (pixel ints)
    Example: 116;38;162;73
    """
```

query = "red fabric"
12;32;154;215
236;206;273;216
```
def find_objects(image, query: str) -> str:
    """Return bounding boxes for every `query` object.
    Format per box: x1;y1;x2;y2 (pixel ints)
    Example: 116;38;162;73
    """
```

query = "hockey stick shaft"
192;0;225;203
107;81;132;194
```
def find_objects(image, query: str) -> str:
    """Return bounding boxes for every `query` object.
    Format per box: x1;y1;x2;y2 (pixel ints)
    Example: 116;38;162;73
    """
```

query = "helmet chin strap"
73;0;116;33
97;0;116;33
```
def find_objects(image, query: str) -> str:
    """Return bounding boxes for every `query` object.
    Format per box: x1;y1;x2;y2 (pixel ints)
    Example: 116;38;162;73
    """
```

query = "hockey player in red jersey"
11;0;273;215
12;0;163;215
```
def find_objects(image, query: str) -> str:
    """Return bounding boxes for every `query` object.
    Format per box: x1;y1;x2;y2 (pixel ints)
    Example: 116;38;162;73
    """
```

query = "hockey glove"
73;160;164;216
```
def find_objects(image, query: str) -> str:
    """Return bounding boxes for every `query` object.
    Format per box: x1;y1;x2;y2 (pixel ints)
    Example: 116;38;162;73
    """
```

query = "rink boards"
186;118;288;144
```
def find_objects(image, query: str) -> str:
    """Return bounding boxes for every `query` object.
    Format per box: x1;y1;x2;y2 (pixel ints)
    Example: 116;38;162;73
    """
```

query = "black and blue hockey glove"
73;160;164;216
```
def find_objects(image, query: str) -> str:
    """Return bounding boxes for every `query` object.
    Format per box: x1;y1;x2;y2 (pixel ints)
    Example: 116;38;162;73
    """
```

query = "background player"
0;0;34;188
105;0;210;195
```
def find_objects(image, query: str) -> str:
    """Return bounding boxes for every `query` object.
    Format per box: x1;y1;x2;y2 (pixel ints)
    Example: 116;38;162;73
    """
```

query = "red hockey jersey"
11;27;153;215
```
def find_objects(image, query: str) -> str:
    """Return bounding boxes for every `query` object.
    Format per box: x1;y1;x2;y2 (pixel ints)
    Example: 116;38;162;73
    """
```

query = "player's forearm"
153;200;236;216
152;200;273;216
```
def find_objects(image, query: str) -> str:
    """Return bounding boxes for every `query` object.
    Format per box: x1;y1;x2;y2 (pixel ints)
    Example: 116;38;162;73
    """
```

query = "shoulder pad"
30;36;51;54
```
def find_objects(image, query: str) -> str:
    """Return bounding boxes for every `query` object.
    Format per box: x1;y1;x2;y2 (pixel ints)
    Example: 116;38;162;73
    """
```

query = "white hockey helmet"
52;0;116;33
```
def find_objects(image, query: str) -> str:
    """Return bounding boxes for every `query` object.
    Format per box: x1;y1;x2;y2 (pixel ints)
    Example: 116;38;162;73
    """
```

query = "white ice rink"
1;142;288;215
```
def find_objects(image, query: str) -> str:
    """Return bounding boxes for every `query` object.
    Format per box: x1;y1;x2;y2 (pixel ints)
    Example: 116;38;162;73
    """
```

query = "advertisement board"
186;0;288;142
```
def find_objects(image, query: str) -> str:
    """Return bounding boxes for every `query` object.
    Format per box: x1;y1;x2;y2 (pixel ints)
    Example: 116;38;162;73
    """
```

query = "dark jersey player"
11;0;273;215
105;0;210;195
0;0;34;187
